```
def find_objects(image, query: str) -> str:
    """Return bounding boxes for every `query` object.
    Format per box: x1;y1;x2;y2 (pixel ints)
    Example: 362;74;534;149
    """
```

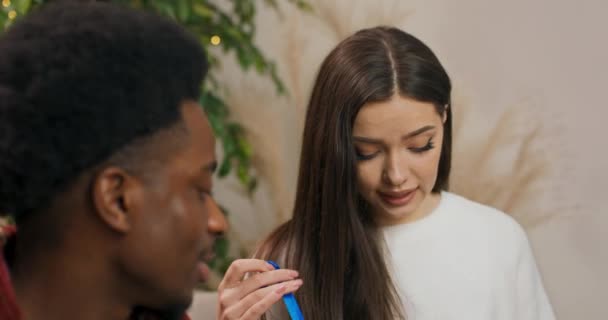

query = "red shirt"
0;223;20;320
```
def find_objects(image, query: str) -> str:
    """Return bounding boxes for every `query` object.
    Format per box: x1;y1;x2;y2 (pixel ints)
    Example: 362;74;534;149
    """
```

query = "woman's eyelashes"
409;138;435;153
356;151;379;160
355;138;435;160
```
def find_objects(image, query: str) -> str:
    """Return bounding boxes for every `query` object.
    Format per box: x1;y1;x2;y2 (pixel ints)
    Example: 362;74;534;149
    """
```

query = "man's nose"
207;197;228;237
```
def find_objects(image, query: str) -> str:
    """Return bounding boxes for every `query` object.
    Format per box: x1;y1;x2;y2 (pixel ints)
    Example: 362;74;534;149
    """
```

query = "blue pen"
267;260;305;320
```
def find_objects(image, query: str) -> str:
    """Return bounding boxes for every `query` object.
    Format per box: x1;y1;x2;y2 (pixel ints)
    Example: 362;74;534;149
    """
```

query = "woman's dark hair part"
259;26;451;319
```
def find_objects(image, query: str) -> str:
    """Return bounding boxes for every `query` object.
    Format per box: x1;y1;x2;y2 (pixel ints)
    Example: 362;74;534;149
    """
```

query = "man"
0;2;300;320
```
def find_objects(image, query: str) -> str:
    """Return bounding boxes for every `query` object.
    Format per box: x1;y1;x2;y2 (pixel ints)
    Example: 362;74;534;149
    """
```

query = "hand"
217;259;303;320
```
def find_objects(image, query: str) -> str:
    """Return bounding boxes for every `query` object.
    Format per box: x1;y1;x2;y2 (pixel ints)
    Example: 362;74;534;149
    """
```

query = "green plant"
1;0;311;282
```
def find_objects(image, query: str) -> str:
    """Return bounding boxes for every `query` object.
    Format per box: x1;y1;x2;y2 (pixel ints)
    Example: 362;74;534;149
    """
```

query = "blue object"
267;260;305;320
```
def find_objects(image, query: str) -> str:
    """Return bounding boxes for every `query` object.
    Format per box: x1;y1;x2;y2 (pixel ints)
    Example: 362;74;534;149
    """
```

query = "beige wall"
192;0;608;319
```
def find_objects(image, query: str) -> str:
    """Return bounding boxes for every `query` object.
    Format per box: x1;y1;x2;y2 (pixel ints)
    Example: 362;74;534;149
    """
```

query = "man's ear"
91;166;143;233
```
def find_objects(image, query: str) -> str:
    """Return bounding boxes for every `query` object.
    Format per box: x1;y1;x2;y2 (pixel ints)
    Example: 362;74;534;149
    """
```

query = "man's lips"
197;251;215;283
197;262;211;283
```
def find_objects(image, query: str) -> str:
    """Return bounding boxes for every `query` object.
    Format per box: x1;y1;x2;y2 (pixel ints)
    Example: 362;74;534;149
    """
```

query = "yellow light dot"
210;35;221;46
8;10;17;20
2;0;10;8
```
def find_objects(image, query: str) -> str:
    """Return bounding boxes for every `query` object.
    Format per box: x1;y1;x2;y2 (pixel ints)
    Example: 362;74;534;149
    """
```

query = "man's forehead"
180;101;214;143
176;101;216;171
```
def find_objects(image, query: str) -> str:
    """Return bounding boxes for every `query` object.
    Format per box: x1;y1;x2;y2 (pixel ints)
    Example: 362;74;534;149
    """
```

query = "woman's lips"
377;188;416;206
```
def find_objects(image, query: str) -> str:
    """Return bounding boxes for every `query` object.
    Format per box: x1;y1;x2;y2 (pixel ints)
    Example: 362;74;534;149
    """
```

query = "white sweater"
383;192;555;320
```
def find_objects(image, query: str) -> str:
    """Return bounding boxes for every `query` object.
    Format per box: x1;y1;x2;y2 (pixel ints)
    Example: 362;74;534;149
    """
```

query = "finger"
221;279;303;320
220;259;275;288
219;269;299;307
241;281;303;320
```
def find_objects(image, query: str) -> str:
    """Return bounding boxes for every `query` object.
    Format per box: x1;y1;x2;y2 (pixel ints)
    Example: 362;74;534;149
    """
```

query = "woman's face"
353;95;445;226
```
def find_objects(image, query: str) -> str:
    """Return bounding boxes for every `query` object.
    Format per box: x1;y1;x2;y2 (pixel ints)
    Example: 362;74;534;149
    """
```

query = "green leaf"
236;136;253;159
219;257;235;275
192;3;214;19
203;75;220;93
270;64;287;95
200;92;229;118
254;55;268;73
294;0;314;12
263;0;279;10
226;25;247;42
15;0;32;14
218;157;232;177
226;123;244;137
236;162;250;185
234;0;255;24
236;49;254;69
148;0;176;19
206;256;218;269
175;0;191;22
214;237;230;258
248;178;258;193
205;112;225;138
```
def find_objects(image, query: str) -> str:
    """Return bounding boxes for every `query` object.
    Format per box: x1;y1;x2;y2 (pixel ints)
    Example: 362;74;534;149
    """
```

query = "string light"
8;10;17;20
2;0;10;9
210;35;221;46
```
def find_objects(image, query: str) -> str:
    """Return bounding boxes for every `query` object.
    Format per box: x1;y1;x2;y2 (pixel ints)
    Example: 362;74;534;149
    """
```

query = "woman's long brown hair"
258;26;452;320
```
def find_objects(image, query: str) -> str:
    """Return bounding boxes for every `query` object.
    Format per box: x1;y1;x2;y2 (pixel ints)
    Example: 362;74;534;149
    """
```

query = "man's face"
119;101;226;312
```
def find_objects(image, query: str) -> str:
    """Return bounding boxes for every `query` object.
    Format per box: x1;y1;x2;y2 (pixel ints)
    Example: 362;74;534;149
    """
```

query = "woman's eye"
409;139;435;153
356;149;379;161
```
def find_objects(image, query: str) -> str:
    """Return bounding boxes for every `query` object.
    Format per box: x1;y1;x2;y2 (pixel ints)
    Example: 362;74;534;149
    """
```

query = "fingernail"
294;279;303;286
266;263;276;271
290;271;299;278
275;285;287;294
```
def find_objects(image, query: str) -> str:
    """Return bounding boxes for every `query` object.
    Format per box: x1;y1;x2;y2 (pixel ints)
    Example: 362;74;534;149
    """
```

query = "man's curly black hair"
0;1;208;222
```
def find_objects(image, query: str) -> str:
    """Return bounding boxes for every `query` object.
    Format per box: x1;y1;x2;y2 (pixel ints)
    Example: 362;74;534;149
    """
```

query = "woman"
252;26;555;319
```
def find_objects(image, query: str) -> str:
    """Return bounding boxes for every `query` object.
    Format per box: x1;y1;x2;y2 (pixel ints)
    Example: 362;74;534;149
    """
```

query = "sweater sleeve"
514;228;556;320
